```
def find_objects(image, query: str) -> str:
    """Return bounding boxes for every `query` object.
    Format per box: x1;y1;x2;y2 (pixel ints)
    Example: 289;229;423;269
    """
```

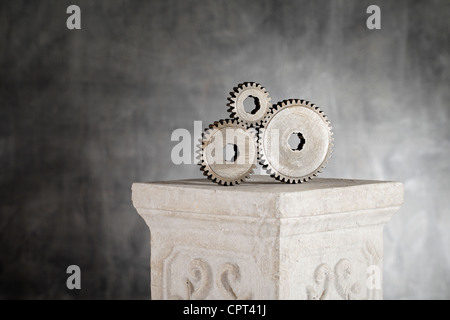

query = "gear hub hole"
223;144;239;163
288;132;306;152
243;96;261;115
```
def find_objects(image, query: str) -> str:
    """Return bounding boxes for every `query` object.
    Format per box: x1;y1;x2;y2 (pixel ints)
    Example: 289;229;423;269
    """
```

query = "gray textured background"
0;0;449;299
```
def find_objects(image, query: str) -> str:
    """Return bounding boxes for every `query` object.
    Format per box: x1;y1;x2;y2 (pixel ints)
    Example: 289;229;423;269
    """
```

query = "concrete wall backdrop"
0;0;449;299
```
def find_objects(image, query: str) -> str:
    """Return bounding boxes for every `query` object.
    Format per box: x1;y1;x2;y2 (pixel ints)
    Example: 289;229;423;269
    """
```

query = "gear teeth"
195;142;202;164
226;82;272;127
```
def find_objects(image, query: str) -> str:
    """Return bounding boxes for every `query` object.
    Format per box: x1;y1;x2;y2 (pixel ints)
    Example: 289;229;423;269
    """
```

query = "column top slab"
132;175;404;219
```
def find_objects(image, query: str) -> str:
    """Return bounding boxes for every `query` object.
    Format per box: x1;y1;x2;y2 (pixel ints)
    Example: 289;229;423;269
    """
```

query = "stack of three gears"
199;82;334;186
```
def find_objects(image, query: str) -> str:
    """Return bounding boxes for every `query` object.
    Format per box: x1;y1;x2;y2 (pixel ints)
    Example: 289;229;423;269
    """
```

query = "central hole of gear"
288;132;306;152
243;96;261;115
223;144;239;163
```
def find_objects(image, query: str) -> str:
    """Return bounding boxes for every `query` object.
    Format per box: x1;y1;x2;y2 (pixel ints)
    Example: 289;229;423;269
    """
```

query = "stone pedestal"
131;175;403;300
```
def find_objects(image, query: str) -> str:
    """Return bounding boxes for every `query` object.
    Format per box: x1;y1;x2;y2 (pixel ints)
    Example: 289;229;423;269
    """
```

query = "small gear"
259;99;333;183
199;119;258;186
227;82;272;127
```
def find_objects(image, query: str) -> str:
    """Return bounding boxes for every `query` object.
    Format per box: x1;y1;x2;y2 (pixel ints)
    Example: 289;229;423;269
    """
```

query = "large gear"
259;99;333;183
199;119;258;186
227;82;272;127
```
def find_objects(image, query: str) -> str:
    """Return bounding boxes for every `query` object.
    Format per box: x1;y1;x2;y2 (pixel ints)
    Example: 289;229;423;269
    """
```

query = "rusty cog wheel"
259;99;334;183
198;119;258;186
227;82;272;127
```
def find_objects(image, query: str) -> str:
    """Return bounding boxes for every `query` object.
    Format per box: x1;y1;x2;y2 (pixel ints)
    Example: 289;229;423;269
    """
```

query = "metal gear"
259;99;333;183
227;82;272;127
199;119;258;186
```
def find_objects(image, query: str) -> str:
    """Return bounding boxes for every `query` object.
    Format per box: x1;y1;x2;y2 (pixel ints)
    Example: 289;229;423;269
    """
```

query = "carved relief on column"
334;258;362;300
170;258;212;300
306;263;333;300
163;246;260;300
306;242;382;300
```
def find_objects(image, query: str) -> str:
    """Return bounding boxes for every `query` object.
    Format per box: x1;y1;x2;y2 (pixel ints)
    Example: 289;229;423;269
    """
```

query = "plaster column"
132;175;403;300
